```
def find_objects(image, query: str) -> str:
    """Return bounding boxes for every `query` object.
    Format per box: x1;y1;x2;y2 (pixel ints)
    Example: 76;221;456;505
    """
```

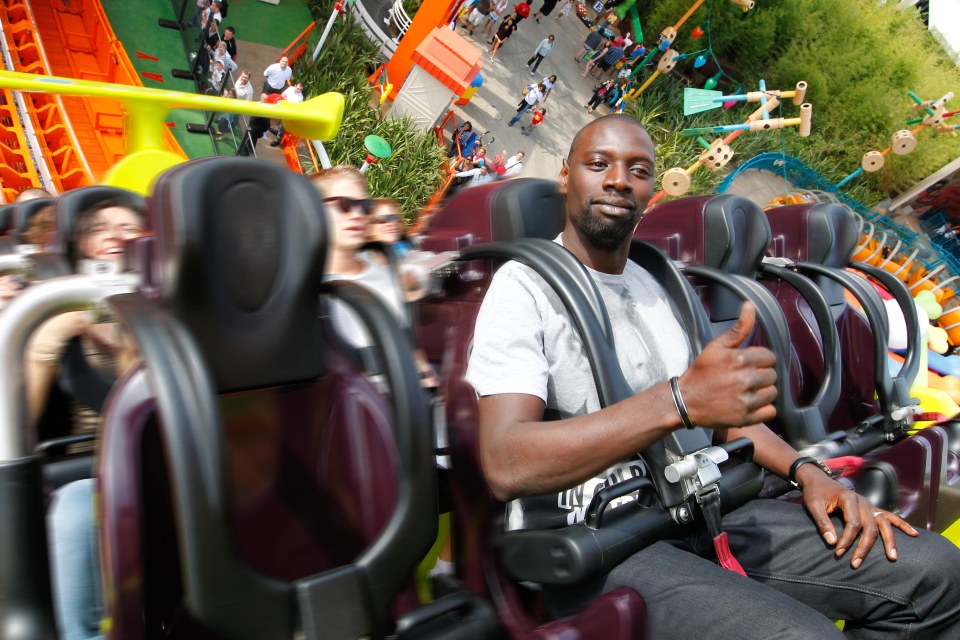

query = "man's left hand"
800;467;918;568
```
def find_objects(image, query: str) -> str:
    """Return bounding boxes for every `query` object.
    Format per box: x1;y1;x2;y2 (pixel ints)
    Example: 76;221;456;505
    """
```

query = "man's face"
239;74;249;85
224;29;234;40
559;118;656;251
279;57;288;70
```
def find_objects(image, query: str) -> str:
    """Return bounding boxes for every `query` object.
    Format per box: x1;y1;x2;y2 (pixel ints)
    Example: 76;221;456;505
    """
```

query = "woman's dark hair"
71;198;146;263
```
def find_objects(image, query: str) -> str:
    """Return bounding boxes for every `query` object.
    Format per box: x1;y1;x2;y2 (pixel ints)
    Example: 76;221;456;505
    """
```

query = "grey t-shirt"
323;252;409;348
465;238;691;530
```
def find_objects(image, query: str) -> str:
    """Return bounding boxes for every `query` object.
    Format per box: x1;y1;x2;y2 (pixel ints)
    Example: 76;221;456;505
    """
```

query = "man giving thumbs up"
465;114;960;638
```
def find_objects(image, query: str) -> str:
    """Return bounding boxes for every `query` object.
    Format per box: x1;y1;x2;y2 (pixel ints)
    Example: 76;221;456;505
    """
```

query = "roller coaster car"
416;179;765;638
0;159;496;640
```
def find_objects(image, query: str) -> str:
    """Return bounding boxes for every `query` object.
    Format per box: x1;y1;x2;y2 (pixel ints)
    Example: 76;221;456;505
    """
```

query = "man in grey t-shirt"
465;115;960;637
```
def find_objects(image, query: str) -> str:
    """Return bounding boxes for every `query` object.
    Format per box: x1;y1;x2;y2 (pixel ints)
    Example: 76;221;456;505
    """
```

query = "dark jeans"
586;92;606;110
526;53;545;73
548;499;960;639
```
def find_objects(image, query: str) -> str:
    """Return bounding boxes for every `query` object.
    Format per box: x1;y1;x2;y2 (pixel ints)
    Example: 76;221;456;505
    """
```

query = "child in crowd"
555;0;573;20
208;60;225;95
520;107;545;136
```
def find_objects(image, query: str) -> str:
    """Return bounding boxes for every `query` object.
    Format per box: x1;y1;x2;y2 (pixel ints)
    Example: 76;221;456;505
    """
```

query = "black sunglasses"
323;196;375;216
372;214;401;224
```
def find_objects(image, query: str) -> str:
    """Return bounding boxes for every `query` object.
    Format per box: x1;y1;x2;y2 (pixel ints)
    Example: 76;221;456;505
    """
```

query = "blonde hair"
310;165;367;191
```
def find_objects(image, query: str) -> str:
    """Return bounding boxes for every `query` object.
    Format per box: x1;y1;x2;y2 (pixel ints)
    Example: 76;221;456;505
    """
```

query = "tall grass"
300;0;447;223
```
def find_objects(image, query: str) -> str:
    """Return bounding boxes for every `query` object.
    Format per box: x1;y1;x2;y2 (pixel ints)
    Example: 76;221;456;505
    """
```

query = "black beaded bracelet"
788;456;831;487
669;376;696;430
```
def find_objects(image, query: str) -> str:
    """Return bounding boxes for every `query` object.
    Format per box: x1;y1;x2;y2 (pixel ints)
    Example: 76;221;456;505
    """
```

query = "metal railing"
718;152;960;280
167;0;255;157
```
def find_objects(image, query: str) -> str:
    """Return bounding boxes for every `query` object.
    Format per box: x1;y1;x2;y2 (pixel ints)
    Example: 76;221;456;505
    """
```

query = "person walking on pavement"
489;13;518;59
520;107;545;136
582;41;623;78
532;0;558;22
526;35;555;75
508;83;544;126
464;0;493;35
538;74;557;101
585;78;615;112
481;0;510;39
575;26;604;63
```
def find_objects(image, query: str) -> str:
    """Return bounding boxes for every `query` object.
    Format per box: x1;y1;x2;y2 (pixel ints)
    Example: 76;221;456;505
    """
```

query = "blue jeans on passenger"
48;478;103;640
509;101;534;126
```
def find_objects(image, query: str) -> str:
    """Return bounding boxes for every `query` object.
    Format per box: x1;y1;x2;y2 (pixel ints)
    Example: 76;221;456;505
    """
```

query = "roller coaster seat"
764;203;949;528
766;203;882;429
417;179;648;639
12;196;54;243
97;158;473;640
0;203;14;236
635;194;839;448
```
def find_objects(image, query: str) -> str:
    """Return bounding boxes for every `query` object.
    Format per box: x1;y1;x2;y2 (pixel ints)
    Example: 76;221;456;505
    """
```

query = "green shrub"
301;0;446;223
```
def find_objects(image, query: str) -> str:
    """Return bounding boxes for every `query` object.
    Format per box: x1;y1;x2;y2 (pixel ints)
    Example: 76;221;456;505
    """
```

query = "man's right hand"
678;302;777;429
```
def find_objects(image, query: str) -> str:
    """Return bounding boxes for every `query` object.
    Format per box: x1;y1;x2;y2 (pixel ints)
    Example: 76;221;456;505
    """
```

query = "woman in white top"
310;166;438;386
539;74;558;101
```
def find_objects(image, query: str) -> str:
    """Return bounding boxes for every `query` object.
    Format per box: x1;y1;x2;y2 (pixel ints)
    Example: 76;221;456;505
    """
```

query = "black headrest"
490;178;565;242
149;157;328;392
636;194;770;276
636;195;770;321
13;197;55;242
766;203;858;267
766;203;857;306
0;204;16;236
53;186;147;264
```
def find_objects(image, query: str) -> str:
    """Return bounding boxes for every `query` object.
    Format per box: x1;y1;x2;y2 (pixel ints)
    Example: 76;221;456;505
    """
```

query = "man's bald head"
14;187;52;203
566;115;652;165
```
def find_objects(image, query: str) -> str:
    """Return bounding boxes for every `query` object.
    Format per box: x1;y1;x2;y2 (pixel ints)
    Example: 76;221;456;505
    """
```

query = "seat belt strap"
698;486;746;576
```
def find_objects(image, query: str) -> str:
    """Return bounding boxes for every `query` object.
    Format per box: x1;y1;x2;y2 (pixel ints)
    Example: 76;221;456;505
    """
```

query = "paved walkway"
448;9;618;181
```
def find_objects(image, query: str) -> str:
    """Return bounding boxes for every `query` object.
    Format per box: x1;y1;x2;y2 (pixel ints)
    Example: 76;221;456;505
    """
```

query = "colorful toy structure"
837;91;958;188
0;70;345;195
654;80;810;203
625;0;755;100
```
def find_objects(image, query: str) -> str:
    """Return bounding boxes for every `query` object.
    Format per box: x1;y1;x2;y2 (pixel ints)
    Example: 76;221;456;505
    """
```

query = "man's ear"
558;158;569;195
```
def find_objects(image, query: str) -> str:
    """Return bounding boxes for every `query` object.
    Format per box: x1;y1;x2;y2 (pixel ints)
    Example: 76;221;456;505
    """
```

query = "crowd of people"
443;0;656;186
186;0;307;154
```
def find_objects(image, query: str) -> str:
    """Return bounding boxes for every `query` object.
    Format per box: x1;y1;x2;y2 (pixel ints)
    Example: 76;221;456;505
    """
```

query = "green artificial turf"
214;0;315;48
98;0;314;159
